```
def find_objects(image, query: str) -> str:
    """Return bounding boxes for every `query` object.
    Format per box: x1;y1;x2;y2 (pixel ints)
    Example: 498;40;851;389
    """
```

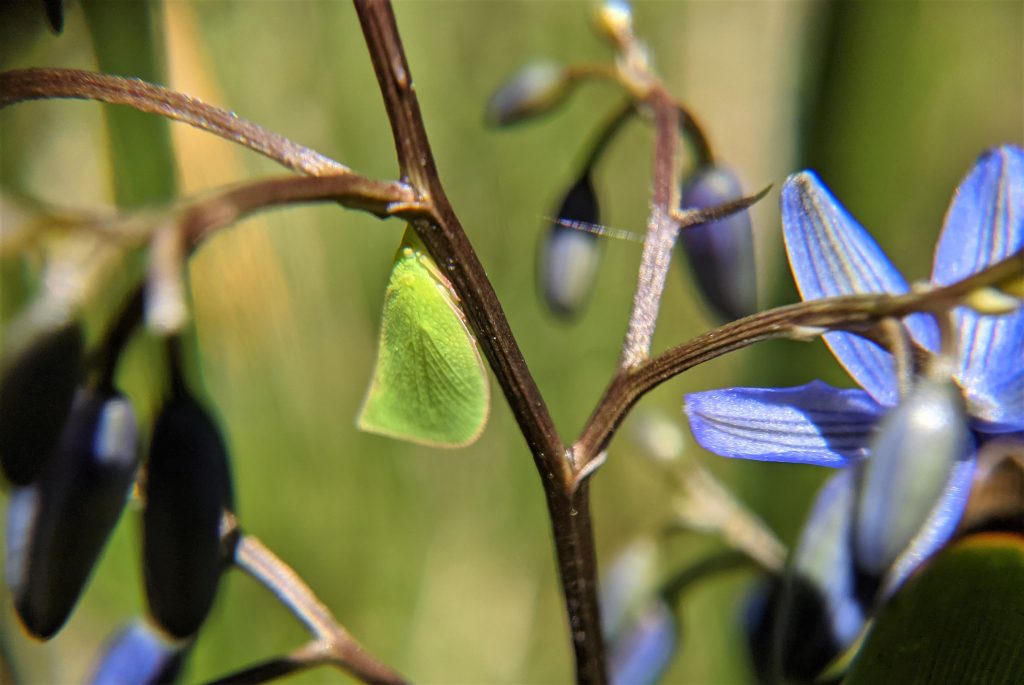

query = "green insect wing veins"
357;228;490;448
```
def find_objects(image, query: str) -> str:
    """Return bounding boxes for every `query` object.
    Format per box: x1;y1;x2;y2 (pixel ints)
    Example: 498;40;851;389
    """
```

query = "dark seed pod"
539;173;603;318
6;387;138;639
0;321;84;485
677;166;758;322
144;394;234;639
90;620;186;685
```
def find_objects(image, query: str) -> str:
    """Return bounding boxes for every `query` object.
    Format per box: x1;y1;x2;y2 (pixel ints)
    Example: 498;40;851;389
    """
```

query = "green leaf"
844;533;1024;685
357;227;490;448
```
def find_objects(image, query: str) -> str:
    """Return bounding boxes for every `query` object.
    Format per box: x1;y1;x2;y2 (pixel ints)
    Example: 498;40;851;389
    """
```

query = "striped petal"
933;146;1024;429
684;382;885;467
782;173;938;406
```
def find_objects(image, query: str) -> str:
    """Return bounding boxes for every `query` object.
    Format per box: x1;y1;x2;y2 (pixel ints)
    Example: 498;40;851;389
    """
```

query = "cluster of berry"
1;307;234;681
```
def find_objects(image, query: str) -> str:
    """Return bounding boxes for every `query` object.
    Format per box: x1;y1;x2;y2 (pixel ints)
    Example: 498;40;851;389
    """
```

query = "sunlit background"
1;1;1020;682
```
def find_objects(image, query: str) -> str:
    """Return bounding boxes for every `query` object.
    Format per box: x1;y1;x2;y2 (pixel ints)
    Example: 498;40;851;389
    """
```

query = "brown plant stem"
355;1;606;682
226;533;410;685
173;175;419;245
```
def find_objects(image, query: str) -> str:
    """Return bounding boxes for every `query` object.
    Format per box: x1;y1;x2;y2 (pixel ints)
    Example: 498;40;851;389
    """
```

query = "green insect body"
357;229;490;448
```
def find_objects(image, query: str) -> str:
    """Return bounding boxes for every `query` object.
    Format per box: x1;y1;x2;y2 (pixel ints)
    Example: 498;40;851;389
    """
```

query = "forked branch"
206;528;408;685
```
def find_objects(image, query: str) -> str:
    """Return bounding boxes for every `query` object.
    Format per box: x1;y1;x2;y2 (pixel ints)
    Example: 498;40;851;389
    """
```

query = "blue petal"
684;382;885;467
781;172;938;406
610;600;678;685
933;146;1023;285
972;367;1024;433
90;620;185;685
880;453;977;601
600;539;659;643
933;146;1024;428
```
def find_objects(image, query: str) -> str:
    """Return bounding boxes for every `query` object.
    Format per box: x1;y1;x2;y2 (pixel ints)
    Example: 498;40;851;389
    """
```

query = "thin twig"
0;68;347;177
620;92;681;369
659;550;753;605
668;462;787;573
174;174;421;246
580;100;636;173
231;534;409;685
205;642;331;685
21;173;418;250
671;185;771;227
878;317;913;398
576;250;1024;459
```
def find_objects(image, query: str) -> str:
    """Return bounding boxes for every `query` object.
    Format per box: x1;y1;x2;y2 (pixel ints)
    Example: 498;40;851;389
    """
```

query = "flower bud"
89;620;186;685
539;173;603;318
594;0;633;45
677;166;758;322
143;394;234;638
6;387;138;639
485;62;570;127
855;376;972;577
0;321;84;484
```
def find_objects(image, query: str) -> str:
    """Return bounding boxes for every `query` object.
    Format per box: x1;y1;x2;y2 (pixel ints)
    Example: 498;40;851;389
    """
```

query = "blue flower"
685;145;1023;576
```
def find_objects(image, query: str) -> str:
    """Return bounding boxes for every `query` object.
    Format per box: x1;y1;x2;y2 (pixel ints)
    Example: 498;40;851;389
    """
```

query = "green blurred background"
0;1;1020;682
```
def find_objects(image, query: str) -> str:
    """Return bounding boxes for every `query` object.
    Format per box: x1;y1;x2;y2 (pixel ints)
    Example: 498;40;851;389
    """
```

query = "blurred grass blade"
82;0;177;207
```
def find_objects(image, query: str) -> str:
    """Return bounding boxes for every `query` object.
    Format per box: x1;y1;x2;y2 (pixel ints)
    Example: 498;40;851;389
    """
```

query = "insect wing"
358;239;489;448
